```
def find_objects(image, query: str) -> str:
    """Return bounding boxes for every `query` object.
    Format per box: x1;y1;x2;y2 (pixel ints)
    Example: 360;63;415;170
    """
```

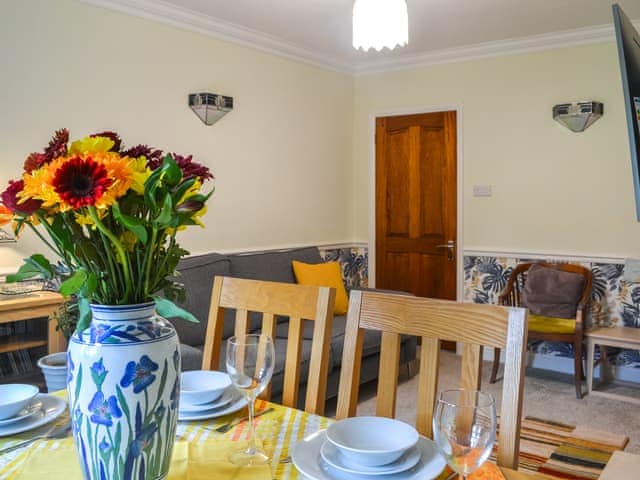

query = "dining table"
0;391;545;480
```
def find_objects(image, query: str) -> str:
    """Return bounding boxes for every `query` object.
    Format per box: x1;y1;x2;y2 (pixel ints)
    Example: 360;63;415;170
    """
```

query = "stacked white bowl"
0;384;39;421
325;416;420;469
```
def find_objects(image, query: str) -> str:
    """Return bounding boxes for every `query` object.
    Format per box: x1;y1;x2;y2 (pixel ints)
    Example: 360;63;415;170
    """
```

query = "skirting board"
484;348;640;384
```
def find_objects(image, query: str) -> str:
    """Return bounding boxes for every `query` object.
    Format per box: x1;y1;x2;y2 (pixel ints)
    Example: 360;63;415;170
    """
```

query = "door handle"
435;240;455;261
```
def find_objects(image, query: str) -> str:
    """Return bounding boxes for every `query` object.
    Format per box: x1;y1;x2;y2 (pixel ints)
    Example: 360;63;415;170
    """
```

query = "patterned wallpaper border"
320;244;640;370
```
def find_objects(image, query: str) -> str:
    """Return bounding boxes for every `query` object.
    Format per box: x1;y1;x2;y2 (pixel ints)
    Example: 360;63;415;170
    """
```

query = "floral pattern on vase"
67;303;180;480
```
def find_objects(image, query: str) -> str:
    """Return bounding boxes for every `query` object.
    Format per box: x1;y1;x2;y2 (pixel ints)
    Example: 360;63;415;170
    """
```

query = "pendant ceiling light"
353;0;408;52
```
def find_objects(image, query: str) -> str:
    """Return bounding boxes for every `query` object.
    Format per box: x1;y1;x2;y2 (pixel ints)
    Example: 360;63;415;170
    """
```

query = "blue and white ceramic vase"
67;303;181;480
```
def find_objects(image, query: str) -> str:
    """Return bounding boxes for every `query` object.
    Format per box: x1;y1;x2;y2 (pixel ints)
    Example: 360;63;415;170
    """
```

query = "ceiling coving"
82;0;640;74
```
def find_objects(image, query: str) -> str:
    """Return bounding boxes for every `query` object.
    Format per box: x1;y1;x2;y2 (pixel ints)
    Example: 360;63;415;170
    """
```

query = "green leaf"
153;194;173;228
83;272;99;298
153;297;198;323
51;216;73;253
172;177;197;204
6;254;56;282
6;264;42;282
160;155;182;186
76;296;92;332
113;203;148;244
60;270;88;296
144;169;163;210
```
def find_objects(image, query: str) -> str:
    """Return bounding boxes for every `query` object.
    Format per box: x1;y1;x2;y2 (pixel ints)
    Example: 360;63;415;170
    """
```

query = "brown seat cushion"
521;264;585;319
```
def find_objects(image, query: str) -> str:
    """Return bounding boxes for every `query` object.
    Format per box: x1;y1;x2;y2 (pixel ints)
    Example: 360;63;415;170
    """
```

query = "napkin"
13;438;271;480
436;463;506;480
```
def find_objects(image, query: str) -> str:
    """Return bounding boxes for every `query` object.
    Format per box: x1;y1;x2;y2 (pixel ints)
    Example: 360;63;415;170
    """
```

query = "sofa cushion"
180;343;205;371
229;247;323;284
292;260;349;315
521;264;585;319
171;253;231;346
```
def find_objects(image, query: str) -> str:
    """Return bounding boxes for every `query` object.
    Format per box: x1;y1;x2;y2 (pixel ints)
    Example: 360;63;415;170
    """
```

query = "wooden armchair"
336;290;528;469
489;262;592;399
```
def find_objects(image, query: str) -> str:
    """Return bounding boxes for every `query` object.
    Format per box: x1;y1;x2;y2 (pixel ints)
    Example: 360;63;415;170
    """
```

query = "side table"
0;291;66;355
586;326;640;404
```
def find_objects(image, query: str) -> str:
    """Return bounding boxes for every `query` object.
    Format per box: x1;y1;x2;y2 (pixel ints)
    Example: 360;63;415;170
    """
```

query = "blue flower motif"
90;324;114;343
99;438;110;452
90;358;108;389
136;321;160;338
120;355;159;394
67;352;75;383
72;407;83;434
130;422;158;458
88;391;122;427
169;377;179;410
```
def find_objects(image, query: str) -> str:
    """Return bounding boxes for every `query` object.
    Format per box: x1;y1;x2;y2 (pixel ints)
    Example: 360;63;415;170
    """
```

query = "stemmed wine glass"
226;334;275;466
433;389;497;480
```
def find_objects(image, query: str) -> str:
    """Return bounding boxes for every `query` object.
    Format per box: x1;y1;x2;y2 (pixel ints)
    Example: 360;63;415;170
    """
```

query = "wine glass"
226;334;275;466
433;389;497;480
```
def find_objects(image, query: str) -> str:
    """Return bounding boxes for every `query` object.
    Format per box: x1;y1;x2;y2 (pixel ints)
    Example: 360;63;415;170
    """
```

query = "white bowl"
180;370;232;405
326;416;419;467
0;384;39;420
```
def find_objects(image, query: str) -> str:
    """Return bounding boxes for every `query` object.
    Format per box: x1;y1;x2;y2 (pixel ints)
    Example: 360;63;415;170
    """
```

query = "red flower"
90;131;122;152
23;128;69;173
23;152;46;173
1;180;42;215
147;153;213;181
52;156;113;209
122;144;163;162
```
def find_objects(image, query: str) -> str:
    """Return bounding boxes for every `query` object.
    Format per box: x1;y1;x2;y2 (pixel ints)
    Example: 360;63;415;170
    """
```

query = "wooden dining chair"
489;262;592;399
336;290;528;470
201;276;336;415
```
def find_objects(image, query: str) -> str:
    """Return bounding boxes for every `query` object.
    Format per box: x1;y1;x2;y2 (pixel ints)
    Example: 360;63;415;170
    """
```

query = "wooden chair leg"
574;339;583;399
490;347;501;384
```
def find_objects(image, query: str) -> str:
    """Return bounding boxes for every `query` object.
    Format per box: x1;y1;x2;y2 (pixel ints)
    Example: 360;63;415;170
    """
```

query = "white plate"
292;430;446;480
321;440;421;476
179;387;235;413
177;393;247;421
0;394;66;437
0;399;43;426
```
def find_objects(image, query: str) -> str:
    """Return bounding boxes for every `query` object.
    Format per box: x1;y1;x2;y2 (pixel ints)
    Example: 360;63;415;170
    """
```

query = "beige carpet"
329;351;640;454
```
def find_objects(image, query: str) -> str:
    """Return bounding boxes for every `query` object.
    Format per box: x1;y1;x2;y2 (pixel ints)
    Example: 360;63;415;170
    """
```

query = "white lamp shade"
353;0;408;52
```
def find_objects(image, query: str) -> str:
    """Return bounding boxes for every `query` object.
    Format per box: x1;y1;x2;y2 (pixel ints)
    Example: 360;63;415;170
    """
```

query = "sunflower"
22;152;136;211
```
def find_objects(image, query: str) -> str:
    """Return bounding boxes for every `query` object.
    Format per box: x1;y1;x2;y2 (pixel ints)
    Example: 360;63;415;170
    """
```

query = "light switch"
473;185;492;197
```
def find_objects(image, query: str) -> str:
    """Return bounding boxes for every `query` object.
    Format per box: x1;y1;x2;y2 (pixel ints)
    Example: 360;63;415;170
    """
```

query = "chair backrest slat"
460;343;483;391
202;276;336;415
336;290;527;470
416;337;440;437
376;331;401;418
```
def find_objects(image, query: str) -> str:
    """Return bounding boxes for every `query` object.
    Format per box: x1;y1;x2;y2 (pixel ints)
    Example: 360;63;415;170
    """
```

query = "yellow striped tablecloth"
0;396;331;480
0;393;543;480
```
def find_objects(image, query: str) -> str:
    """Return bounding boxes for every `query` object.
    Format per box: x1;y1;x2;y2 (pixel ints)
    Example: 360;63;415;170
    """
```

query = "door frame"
368;104;464;301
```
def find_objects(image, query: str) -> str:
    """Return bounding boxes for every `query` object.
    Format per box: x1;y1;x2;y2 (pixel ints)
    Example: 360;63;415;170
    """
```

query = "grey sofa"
168;246;417;404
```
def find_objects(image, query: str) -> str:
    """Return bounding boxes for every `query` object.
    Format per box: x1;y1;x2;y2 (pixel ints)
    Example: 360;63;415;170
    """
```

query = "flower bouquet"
0;128;213;331
1;129;214;480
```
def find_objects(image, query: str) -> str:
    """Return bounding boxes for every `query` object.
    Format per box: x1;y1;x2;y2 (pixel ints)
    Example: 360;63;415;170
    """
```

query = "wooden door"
375;111;457;303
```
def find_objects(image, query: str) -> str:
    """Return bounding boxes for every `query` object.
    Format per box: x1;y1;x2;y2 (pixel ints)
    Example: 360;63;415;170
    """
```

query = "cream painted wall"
352;43;640;258
0;0;353;271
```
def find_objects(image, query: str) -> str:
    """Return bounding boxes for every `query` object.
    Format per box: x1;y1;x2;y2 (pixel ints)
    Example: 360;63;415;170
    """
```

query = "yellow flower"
129;157;151;194
120;230;138;252
75;211;96;227
68;136;115;155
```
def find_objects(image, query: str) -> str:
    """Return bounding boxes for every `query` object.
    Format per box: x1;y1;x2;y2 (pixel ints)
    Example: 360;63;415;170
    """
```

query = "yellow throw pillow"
292;260;349;315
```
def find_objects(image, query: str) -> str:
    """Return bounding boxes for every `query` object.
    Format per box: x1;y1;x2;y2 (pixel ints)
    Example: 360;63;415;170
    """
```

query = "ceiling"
85;0;640;74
